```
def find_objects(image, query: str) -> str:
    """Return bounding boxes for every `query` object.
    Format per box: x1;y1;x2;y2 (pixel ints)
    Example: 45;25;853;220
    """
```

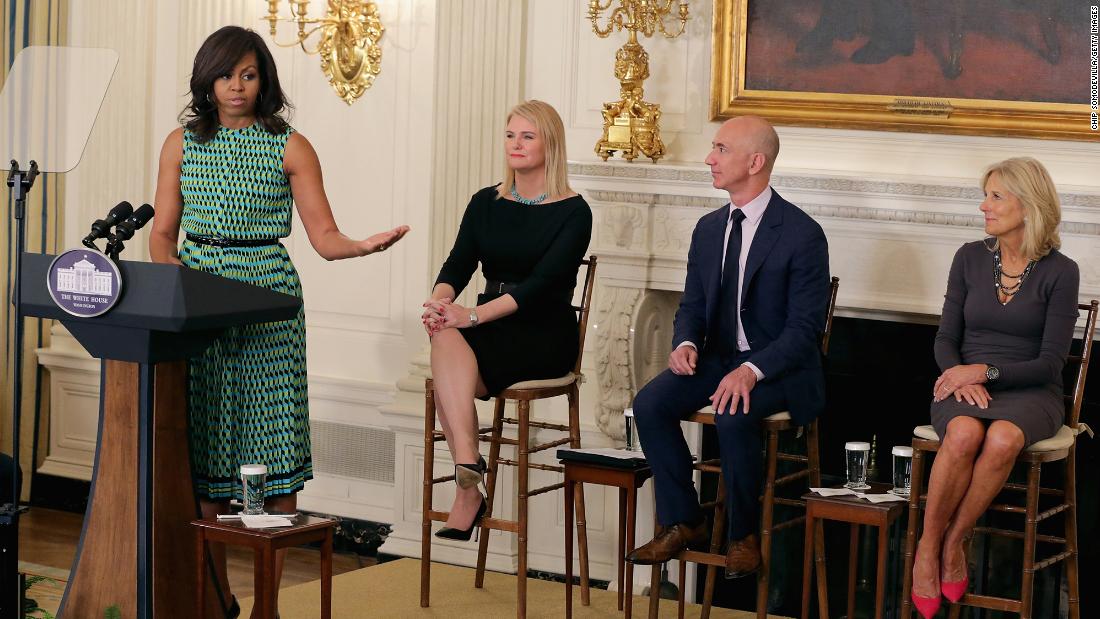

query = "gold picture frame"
711;0;1098;140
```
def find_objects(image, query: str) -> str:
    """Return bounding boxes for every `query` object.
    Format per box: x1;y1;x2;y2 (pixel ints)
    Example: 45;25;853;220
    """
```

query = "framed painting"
711;0;1099;140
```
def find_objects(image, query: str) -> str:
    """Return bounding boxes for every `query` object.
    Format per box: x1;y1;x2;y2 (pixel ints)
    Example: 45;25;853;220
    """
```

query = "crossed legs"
913;416;1025;598
429;328;489;530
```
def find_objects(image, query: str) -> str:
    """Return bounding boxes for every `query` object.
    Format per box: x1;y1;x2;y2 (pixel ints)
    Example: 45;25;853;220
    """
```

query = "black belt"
484;279;518;295
186;233;280;248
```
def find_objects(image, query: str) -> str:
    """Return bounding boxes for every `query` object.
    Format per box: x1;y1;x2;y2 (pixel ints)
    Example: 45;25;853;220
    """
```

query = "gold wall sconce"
263;0;384;105
587;0;689;163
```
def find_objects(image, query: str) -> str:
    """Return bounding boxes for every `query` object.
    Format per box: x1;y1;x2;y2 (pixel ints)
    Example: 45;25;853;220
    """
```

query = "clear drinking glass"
623;408;643;452
844;441;871;490
240;463;267;515
891;446;913;496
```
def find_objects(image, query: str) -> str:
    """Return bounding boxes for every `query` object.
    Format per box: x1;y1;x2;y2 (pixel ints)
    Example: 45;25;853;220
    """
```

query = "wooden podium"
20;253;302;619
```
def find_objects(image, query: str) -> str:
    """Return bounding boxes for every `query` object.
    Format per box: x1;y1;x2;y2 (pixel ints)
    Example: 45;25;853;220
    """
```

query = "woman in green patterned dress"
149;26;408;618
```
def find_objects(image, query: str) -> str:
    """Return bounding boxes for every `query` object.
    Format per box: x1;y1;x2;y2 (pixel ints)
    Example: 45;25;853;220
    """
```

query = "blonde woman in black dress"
421;100;592;539
910;158;1079;618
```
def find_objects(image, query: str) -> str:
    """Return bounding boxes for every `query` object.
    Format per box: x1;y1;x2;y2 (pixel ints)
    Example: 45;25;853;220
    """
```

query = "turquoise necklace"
510;182;547;205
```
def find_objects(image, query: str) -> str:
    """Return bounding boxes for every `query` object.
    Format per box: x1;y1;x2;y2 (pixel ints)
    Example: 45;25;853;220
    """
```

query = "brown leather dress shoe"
625;521;707;565
724;533;761;579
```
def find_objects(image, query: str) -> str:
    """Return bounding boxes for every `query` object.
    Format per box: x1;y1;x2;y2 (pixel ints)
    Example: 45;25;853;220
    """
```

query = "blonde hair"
497;100;573;201
982;157;1061;261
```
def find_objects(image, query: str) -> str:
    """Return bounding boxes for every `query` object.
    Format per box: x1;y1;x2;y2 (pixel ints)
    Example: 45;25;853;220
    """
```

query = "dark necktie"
717;209;746;356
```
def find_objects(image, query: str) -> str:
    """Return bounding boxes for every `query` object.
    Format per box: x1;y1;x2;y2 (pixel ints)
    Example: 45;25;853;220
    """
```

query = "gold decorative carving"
263;0;384;105
587;0;689;163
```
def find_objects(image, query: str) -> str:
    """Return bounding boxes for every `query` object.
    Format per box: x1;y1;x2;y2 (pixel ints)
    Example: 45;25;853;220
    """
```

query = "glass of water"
844;442;871;490
623;408;643;452
891;446;913;496
240;463;267;515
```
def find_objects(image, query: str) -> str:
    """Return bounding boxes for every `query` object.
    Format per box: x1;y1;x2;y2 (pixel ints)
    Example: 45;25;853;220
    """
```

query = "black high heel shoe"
435;495;487;541
454;456;487;490
226;595;240;619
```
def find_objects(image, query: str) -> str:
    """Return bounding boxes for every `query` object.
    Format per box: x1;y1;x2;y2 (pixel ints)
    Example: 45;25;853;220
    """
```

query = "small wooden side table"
563;460;652;619
192;515;336;619
800;483;906;619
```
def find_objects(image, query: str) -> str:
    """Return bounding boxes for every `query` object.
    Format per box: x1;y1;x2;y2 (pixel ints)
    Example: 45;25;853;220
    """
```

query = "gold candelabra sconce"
263;0;384;105
588;0;689;163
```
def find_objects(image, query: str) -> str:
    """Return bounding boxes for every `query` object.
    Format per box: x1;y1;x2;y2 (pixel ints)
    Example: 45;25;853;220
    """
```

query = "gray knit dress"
930;240;1080;447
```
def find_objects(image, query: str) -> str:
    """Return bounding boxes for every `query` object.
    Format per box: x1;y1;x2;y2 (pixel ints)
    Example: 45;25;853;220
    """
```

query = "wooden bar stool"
900;300;1098;619
192;515;335;619
648;276;839;619
421;256;598;618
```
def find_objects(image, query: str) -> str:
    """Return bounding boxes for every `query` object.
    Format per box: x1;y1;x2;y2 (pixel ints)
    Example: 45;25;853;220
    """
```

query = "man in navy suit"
626;116;830;578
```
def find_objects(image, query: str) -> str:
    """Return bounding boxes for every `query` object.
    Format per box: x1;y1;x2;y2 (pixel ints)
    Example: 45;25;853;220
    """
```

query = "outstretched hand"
360;225;410;255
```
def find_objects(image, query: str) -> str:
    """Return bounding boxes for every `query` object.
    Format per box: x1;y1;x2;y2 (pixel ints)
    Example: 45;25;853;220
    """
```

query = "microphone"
82;201;133;248
111;204;155;243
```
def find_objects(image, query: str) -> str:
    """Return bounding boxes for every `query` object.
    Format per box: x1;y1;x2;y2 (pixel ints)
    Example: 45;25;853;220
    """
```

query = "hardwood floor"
20;506;369;601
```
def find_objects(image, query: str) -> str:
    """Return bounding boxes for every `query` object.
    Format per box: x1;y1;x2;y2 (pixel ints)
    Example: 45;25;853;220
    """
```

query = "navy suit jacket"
672;189;831;424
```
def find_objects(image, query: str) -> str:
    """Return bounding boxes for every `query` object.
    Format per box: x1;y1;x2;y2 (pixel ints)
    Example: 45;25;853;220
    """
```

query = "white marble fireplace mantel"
569;160;1100;438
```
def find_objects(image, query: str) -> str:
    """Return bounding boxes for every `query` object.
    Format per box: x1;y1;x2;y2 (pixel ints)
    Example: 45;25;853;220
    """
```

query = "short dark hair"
180;26;291;143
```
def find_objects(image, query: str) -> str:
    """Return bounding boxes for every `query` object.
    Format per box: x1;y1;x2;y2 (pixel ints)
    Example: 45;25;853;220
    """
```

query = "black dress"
434;185;593;395
930;240;1080;447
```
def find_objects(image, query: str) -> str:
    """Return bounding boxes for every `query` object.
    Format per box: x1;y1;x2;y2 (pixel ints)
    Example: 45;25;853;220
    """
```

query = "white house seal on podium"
46;249;123;317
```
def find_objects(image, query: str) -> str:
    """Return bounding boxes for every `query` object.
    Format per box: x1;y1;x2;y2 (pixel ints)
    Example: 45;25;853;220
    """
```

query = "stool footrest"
480;434;518;446
954;592;1022;613
771;497;807;509
531;437;573;452
525;420;573;432
431;474;457;484
696;464;722;474
675;549;727;568
1033;549;1073;571
427;509;521;533
774;469;811;486
777;453;809;463
528;482;565;497
495;458;563;473
987;502;1027;515
1001;482;1064;497
1036;502;1070;522
972;525;1065;545
769;515;806;533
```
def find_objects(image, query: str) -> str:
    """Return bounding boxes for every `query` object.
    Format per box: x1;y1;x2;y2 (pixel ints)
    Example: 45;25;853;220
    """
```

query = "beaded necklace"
993;249;1036;305
510;182;548;205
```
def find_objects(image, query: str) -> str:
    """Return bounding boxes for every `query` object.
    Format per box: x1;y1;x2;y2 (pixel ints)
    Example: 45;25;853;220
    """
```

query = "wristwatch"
468;309;479;328
985;365;1000;383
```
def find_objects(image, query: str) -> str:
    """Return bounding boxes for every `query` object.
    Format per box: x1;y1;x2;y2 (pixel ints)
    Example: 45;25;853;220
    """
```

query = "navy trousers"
633;351;788;541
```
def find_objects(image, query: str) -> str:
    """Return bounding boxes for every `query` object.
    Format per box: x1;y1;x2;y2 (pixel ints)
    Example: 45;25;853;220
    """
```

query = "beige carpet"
240;558;787;618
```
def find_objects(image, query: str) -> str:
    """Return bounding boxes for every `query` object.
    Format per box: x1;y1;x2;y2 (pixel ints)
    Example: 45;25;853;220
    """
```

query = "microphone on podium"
106;204;155;260
111;204;155;243
82;201;133;250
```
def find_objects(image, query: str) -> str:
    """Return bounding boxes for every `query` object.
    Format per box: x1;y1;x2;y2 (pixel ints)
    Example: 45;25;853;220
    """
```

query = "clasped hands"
421;297;474;336
932;363;992;409
668;346;757;415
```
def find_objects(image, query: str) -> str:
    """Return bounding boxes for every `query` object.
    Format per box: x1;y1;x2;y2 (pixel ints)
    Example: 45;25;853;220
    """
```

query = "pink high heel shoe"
941;575;969;603
911;590;942;619
941;537;971;603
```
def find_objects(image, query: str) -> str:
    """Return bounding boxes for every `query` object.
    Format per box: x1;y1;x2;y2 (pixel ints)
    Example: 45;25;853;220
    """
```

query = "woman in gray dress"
909;157;1080;618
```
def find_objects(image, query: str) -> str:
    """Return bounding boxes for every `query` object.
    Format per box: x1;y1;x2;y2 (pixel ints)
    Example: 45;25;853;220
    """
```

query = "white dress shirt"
678;186;772;380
